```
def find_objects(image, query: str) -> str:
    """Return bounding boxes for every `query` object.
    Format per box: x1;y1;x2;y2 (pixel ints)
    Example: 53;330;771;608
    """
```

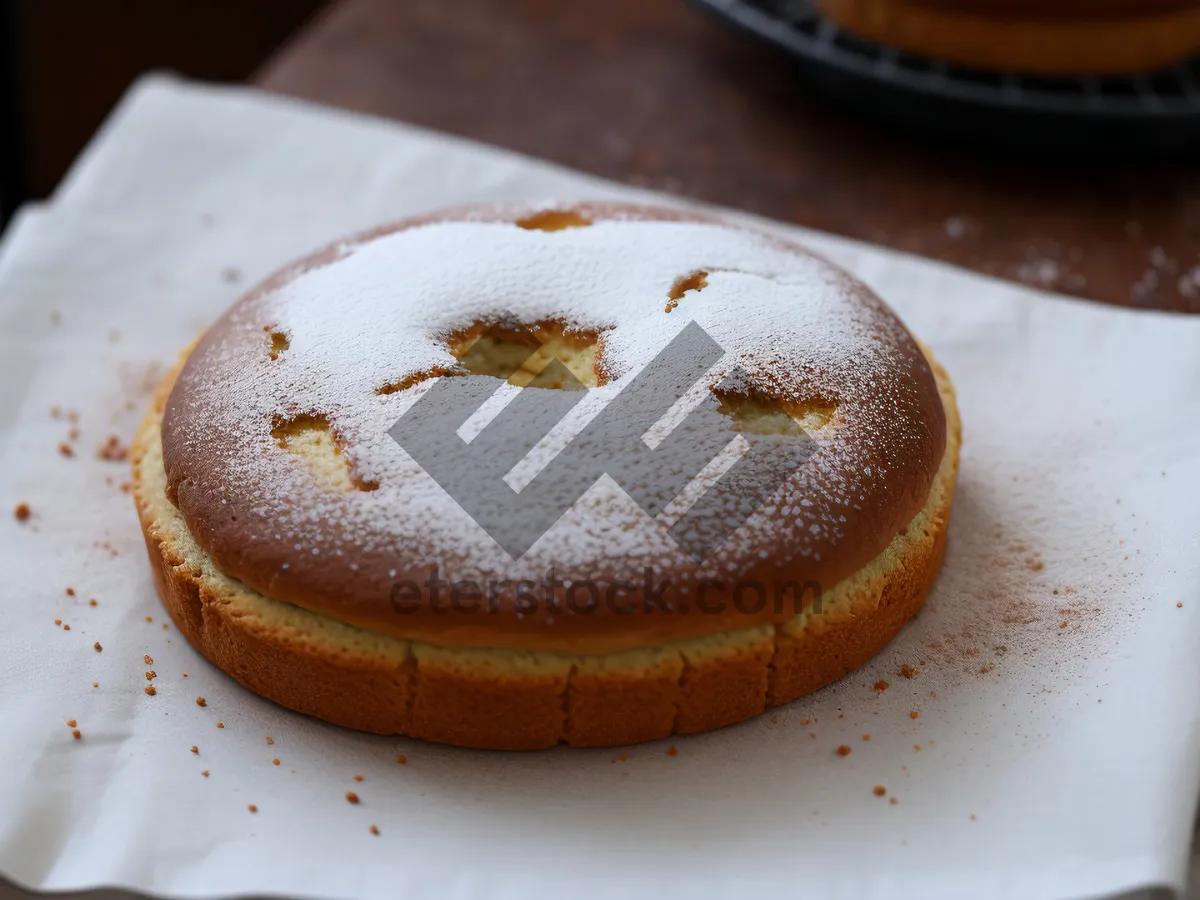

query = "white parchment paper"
0;75;1198;900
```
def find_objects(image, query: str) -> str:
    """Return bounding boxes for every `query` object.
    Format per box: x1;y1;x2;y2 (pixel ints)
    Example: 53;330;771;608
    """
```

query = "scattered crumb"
909;711;919;720
346;792;360;804
63;624;70;631
67;410;79;423
145;671;156;680
66;719;77;727
54;619;62;626
93;642;102;652
800;719;811;726
58;442;74;458
889;797;899;805
144;654;153;664
929;691;937;698
92;682;98;688
50;311;61;325
145;617;153;623
873;680;889;691
248;804;257;814
201;770;209;777
970;814;976;821
861;734;870;742
72;730;81;740
1178;602;1184;608
273;758;280;766
369;825;379;836
873;786;887;797
65;587;75;597
217;722;224;729
96;435;129;463
769;714;778;724
68;427;80;441
88;599;97;607
196;697;207;707
898;664;917;679
162;623;169;630
836;745;851;757
182;673;188;678
265;736;274;745
397;754;408;765
13;503;30;522
191;746;198;754
353;774;364;782
666;746;678;757
809;732;817;739
914;745;922;752
144;686;156;696
838;713;844;719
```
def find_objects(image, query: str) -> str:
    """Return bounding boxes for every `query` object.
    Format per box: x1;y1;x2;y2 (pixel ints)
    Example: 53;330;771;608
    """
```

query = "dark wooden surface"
257;0;1200;311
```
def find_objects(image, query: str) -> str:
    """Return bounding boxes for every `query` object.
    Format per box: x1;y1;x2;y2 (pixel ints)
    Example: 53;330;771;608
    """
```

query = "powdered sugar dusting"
162;213;943;624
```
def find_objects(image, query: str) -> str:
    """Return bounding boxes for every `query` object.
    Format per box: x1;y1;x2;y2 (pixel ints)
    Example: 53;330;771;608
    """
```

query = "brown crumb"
666;746;678;757
914;744;922;752
265;736;274;745
346;791;360;804
800;719;811;726
809;732;817;739
873;680;889;691
93;642;102;652
861;734;870;741
395;754;408;765
614;752;626;763
67;410;79;423
889;796;899;805
216;722;224;729
63;624;70;631
14;503;31;522
196;697;207;707
191;746;198;754
201;769;209;777
144;686;156;696
144;654;153;664
898;664;917;679
120;482;132;493
54;619;62;626
88;599;97;607
837;713;844;719
248;804;257;814
836;745;851;757
873;785;887;797
66;719;77;727
769;714;778;724
145;616;153;623
58;442;74;458
145;671;156;680
72;730;81;740
369;825;379;836
1177;602;1184;608
353;774;364;782
96;435;129;463
66;587;75;596
909;711;919;720
68;428;80;441
929;691;937;697
162;623;169;630
182;673;188;678
273;758;280;766
92;682;98;688
970;814;976;821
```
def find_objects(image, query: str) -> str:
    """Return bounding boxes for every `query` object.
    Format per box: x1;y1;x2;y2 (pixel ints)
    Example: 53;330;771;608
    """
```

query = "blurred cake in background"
816;0;1200;74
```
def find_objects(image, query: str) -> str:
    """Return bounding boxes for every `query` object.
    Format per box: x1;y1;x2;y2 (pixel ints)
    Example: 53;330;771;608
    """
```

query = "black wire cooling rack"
690;0;1200;156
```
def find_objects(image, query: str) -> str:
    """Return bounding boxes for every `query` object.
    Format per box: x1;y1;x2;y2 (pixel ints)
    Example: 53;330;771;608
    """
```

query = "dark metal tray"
690;0;1200;157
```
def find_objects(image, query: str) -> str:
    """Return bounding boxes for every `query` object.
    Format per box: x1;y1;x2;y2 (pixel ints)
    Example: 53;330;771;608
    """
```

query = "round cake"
132;202;961;750
816;0;1200;74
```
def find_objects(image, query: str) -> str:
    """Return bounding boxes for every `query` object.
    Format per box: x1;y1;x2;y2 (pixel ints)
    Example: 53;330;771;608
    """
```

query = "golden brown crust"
817;0;1200;74
133;349;960;749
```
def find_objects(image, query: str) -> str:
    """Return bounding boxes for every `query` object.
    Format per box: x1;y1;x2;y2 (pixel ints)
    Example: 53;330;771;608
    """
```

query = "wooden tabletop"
257;0;1200;311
